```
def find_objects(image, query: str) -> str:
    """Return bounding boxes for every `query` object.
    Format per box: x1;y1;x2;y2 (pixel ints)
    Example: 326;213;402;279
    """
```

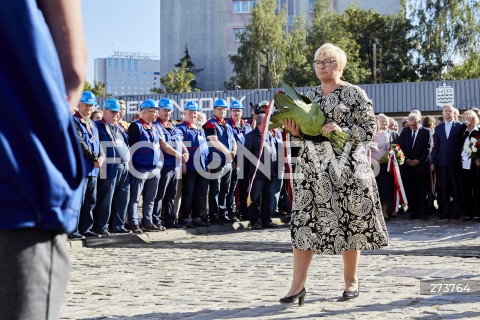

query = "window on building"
309;0;315;12
233;28;245;42
233;1;255;13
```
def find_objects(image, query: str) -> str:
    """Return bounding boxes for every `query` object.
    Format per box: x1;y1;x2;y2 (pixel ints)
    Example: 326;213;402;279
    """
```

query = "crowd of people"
371;105;480;222
71;88;480;240
70;92;291;239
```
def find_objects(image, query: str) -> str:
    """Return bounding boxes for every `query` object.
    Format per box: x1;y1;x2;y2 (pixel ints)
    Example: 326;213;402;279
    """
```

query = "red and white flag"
387;151;407;213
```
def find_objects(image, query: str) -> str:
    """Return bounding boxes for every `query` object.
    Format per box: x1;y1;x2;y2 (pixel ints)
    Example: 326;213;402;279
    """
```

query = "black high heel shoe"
342;283;360;299
279;288;306;306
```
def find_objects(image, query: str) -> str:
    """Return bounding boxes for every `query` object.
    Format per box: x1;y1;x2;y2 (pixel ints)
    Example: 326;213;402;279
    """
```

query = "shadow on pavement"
79;295;480;320
83;235;480;258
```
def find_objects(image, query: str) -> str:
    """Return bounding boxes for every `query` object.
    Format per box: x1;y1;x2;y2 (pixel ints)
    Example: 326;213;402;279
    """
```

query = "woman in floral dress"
280;43;389;305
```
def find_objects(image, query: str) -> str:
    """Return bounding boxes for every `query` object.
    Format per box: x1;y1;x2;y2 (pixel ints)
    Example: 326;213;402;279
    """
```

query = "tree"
83;80;109;97
340;4;418;83
228;0;288;89
158;60;197;94
444;51;480;80
175;44;203;90
150;87;165;94
409;0;480;80
283;16;315;87
307;0;369;84
226;31;257;89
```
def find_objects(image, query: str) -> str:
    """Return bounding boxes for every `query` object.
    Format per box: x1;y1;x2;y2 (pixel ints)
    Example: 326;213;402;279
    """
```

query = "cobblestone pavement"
61;217;480;320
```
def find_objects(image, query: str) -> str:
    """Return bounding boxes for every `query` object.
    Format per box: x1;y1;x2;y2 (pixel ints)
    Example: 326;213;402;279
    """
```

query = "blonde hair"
463;110;479;125
314;43;347;71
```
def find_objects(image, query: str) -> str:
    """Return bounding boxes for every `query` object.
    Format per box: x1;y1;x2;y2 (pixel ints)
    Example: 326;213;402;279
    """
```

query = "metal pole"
379;47;383;83
257;52;261;89
373;43;377;84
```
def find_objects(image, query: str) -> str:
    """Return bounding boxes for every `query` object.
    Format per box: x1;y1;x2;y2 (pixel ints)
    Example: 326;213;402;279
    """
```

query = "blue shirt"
154;118;183;170
0;0;84;232
204;116;235;167
128;119;162;172
95;119;129;179
177;121;209;172
227;118;252;145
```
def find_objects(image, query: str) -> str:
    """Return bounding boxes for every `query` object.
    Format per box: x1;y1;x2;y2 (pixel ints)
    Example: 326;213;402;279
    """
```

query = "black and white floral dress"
290;83;389;254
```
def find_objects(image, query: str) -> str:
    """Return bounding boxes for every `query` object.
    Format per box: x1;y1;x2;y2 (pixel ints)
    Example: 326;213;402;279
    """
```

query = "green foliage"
228;0;288;89
409;0;480;80
227;0;480;87
150;87;165;94
175;44;203;90
159;60;198;94
283;17;316;87
271;82;349;149
226;31;257;89
340;4;418;83
307;0;369;84
271;82;324;135
444;51;480;80
83;80;109;97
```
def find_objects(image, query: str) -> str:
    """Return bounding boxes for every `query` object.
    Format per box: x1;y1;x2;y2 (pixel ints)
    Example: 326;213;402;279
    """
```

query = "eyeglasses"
312;59;336;69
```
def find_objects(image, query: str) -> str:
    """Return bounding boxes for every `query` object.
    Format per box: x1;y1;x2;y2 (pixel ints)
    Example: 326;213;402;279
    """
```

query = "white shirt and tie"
411;129;417;147
445;121;453;139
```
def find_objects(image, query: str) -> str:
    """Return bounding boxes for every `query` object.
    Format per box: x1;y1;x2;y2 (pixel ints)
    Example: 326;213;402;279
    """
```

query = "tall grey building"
94;51;160;96
160;0;401;91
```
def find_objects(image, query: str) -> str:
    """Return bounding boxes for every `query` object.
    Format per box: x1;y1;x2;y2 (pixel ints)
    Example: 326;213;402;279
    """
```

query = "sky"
81;0;160;83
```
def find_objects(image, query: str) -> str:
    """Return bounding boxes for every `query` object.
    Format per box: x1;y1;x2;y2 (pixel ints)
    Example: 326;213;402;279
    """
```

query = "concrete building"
94;51;160;96
161;0;402;91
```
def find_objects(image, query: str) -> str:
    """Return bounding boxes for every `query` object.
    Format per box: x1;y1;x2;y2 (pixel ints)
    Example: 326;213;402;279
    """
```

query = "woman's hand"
284;119;300;137
322;122;341;135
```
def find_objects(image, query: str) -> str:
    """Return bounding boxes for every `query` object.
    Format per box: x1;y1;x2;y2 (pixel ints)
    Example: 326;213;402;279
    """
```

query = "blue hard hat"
158;98;173;110
140;99;158;110
104;99;121;112
214;98;228;108
80;91;97;105
230;100;243;109
184;101;200;111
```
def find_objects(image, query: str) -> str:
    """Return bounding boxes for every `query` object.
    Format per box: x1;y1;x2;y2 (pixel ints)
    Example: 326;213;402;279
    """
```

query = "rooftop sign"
112;51;159;60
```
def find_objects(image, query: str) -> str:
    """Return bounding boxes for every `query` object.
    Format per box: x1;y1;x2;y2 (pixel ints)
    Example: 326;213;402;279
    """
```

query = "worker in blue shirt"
0;0;87;318
177;101;210;227
226;100;252;221
93;99;132;235
152;98;189;229
204;99;237;225
126;100;163;233
72;91;105;238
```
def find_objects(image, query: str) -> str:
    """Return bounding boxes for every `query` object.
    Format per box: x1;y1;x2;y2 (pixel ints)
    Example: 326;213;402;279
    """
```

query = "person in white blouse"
459;110;480;221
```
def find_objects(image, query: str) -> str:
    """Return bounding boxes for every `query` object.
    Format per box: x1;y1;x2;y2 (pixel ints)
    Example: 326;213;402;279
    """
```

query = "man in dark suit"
430;104;464;220
399;113;432;219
